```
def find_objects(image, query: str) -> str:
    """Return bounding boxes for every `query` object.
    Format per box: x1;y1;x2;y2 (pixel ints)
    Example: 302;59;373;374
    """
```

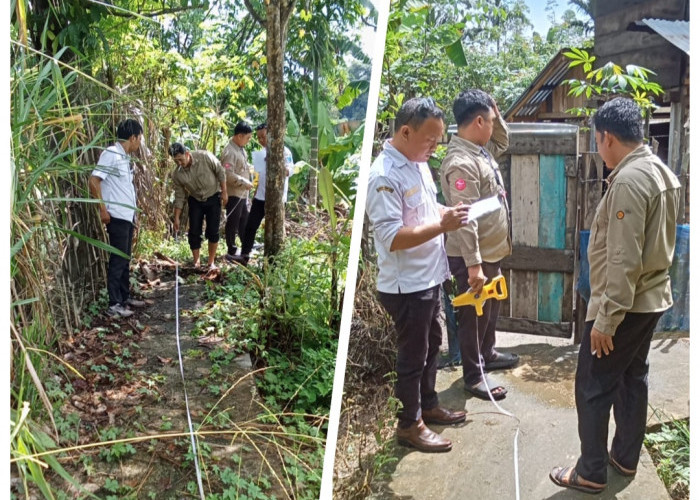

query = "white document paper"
467;195;501;222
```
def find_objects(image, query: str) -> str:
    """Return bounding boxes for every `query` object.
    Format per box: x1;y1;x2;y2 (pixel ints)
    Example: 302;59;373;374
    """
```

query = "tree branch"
281;0;297;24
360;12;376;29
243;0;266;26
97;3;205;18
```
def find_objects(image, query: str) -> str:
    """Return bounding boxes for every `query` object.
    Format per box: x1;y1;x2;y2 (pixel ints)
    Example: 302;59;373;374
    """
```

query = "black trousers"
241;198;265;256
187;193;221;250
225;196;248;255
575;311;663;484
106;217;133;306
448;258;501;385
378;285;442;426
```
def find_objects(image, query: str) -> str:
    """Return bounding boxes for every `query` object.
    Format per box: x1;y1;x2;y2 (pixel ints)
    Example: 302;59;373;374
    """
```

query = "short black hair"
394;97;444;132
168;142;187;157
593;97;644;144
234;122;253;135
452;89;493;127
255;123;267;131
116;118;143;141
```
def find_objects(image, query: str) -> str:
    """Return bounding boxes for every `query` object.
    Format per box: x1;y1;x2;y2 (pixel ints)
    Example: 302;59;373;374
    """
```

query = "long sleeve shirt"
586;145;680;335
220;140;252;199
439;113;511;266
172;150;225;210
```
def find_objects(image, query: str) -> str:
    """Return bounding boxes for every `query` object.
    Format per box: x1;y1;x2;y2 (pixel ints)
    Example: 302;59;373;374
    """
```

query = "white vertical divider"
318;1;391;498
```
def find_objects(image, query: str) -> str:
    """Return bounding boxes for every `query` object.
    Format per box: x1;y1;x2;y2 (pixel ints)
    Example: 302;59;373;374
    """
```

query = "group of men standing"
89;120;294;317
366;93;680;495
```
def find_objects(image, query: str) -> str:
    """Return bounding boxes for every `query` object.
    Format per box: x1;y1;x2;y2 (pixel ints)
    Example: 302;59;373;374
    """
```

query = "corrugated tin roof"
504;49;574;120
630;19;689;55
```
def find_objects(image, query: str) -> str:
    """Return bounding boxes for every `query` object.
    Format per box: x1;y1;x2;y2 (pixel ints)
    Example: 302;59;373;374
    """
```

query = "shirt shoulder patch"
405;185;419;197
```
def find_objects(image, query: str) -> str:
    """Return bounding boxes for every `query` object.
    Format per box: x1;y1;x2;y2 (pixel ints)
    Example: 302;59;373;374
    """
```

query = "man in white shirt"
231;122;294;265
365;97;471;453
89;119;145;318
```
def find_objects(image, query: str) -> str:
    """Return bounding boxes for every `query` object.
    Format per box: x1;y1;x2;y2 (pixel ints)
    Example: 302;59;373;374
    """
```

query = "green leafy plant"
98;427;137;463
645;414;689;499
563;47;664;116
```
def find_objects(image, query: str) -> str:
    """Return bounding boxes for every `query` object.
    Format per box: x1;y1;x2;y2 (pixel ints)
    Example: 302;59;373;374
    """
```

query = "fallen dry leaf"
157;356;172;364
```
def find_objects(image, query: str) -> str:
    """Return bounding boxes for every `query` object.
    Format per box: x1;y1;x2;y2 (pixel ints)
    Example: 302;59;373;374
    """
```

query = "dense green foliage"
377;0;592;131
11;0;372;497
562;47;664;117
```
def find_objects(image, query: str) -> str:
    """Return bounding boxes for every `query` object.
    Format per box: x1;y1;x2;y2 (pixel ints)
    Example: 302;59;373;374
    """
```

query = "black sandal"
464;378;507;401
485;351;519;371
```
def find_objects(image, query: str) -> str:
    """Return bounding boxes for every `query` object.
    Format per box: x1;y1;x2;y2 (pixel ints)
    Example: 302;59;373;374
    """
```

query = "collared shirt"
252;146;294;202
91;142;136;222
220;140;252;199
366;140;450;294
440;113;511;266
586;145;681;335
172;150;225;209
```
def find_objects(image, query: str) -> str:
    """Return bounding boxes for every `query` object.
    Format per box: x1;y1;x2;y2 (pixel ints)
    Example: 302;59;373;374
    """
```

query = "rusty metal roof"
504;49;574;120
628;19;689;55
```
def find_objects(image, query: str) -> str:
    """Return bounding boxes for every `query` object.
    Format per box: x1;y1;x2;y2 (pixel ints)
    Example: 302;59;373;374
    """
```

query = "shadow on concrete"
368;420;473;499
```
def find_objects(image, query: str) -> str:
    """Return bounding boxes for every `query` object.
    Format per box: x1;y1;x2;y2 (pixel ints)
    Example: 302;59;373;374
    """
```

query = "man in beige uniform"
170;142;228;269
220;122;254;259
551;98;680;494
440;89;518;401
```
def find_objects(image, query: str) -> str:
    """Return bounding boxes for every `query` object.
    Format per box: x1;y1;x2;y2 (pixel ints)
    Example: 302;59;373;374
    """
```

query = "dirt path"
51;263;288;499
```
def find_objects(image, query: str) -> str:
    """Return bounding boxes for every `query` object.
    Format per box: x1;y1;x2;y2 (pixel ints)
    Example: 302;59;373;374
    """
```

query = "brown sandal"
610;456;636;477
549;466;606;495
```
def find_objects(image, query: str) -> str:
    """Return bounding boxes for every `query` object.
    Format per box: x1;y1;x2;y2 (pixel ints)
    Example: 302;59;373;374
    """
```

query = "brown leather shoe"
396;419;452;452
422;406;467;426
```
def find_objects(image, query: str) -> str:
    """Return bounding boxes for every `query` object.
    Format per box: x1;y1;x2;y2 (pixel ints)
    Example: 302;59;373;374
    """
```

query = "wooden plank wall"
510;155;539;320
592;0;687;93
497;123;579;338
538;155;567;322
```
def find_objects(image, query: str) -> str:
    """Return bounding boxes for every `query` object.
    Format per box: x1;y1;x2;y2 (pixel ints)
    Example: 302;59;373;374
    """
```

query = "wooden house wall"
592;0;688;95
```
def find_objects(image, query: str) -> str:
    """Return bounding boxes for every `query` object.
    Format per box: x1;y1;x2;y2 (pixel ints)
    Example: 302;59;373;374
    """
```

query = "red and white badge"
455;178;466;191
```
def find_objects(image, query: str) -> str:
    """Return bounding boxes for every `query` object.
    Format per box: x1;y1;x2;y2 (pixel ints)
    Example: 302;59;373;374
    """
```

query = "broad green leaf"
444;39;467;67
318;166;337;230
49;225;129;258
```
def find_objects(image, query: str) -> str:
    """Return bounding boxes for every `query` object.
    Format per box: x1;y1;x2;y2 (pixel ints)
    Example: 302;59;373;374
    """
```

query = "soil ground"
20;264;290;499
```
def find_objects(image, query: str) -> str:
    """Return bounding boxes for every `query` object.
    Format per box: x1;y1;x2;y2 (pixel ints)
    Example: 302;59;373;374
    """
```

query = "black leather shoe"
228;254;249;266
396;419;452;452
422;406;467;425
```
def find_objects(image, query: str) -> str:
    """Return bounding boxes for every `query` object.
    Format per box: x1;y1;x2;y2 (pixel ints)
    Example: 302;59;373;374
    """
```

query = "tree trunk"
308;59;319;206
264;0;295;259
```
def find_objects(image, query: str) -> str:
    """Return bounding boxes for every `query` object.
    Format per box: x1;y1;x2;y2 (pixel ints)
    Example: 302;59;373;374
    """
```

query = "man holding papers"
366;97;471;452
440;89;519;401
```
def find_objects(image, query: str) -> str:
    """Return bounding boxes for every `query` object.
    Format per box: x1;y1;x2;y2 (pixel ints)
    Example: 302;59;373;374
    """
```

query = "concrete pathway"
372;332;688;500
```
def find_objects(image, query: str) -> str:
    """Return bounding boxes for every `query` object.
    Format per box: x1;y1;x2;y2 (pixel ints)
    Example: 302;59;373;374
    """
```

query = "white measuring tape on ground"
174;263;206;500
476;349;522;500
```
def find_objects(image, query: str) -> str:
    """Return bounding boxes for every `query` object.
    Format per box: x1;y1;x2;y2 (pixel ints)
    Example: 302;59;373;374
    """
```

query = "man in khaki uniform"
440;89;518;401
551;98;680;494
170;142;228;269
220;122;254;259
